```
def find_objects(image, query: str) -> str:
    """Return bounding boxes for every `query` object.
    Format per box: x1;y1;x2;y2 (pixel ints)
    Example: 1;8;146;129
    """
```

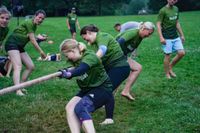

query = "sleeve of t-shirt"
157;9;165;22
26;21;35;33
97;34;110;48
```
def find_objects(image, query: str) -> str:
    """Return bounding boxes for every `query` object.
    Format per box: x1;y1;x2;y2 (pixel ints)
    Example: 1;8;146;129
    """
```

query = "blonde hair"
60;39;79;52
139;21;155;30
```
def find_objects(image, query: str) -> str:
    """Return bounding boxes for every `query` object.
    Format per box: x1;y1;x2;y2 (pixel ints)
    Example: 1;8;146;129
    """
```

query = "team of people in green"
0;0;185;132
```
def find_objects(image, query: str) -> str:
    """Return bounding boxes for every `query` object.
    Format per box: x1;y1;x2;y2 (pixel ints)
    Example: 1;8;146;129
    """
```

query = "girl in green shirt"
59;39;114;133
5;10;47;96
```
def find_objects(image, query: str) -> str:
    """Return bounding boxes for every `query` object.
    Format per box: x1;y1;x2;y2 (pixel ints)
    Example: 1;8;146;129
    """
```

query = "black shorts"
5;43;25;53
69;25;76;34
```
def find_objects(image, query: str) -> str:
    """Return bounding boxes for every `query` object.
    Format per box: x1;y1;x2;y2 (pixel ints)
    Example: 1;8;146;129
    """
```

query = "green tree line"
1;0;200;16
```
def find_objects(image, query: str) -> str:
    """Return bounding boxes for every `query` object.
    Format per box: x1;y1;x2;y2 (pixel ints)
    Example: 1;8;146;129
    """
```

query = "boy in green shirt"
157;0;185;79
66;7;80;39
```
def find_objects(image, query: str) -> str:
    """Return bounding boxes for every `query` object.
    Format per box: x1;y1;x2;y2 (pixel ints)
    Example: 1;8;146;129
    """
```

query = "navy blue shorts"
69;25;76;34
107;66;130;91
76;81;113;110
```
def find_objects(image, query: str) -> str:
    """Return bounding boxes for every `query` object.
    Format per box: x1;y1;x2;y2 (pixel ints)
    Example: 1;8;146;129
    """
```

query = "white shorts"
162;37;184;54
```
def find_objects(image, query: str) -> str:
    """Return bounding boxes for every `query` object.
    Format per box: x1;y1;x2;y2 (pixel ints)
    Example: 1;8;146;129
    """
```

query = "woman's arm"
28;33;46;58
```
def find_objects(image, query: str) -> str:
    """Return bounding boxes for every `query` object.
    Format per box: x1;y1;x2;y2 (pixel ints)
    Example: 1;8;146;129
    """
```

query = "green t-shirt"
69;49;111;91
0;27;9;45
5;19;37;48
88;32;126;69
116;29;143;56
157;5;179;39
0;27;9;56
67;13;77;25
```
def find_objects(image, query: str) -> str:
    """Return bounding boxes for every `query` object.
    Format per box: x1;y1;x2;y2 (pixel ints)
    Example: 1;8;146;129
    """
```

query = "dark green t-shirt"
5;19;37;48
157;5;179;39
0;27;9;56
67;13;77;26
0;27;9;45
116;29;143;55
87;32;126;69
69;49;111;91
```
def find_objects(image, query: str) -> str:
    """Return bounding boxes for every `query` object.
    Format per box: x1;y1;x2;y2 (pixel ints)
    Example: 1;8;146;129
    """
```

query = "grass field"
1;11;200;132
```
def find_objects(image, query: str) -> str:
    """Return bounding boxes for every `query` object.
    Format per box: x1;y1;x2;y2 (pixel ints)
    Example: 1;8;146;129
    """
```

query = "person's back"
120;21;141;32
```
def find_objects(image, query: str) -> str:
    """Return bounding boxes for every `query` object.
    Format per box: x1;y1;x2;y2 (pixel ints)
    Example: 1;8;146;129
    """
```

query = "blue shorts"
162;37;184;54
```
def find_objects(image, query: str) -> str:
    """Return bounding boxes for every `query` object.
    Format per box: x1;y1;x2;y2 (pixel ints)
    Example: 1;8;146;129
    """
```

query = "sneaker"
100;119;114;125
21;88;28;93
16;90;25;96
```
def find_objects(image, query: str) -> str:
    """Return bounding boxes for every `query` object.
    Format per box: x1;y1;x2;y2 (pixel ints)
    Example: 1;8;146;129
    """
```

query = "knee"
28;64;35;71
178;51;185;57
133;64;142;73
65;103;75;115
14;64;22;72
138;64;142;72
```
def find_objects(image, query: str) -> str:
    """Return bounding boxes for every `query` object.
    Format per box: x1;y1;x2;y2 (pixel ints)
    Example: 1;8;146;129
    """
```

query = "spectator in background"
66;7;81;39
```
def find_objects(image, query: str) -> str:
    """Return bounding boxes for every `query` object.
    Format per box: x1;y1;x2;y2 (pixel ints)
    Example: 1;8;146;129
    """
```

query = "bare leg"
8;50;24;95
72;32;76;40
5;60;12;77
164;54;171;79
20;52;35;82
82;120;96;133
66;96;82;133
169;50;185;77
121;58;142;100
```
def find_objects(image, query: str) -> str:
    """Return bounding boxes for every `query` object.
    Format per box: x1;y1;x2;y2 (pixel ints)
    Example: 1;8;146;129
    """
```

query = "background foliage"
1;0;200;16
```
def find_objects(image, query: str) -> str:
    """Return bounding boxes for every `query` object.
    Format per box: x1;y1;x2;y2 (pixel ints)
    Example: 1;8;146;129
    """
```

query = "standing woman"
80;24;130;124
0;7;11;54
116;22;155;100
5;10;47;96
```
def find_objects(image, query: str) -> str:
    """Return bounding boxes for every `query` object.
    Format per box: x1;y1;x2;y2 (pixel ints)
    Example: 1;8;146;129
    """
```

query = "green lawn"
1;11;200;132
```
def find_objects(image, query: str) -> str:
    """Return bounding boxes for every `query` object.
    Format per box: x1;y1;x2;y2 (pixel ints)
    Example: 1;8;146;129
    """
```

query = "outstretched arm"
28;33;46;59
60;62;90;79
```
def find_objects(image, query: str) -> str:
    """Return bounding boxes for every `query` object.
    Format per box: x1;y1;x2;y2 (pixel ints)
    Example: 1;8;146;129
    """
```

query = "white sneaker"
16;90;25;96
100;119;114;125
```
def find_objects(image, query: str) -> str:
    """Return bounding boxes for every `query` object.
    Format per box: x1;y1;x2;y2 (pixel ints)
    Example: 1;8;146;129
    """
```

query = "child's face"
167;0;178;6
63;48;81;62
0;13;10;28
